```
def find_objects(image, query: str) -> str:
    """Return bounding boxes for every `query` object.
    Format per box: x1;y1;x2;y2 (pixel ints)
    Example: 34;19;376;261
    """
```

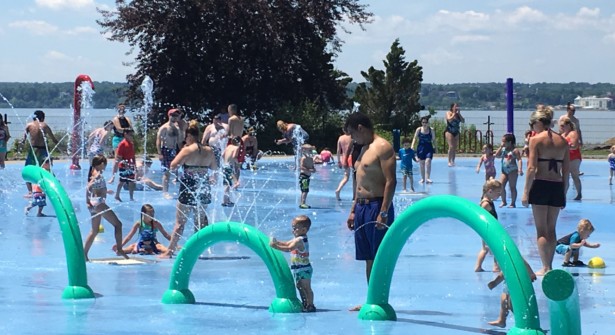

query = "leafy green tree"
97;0;371;127
353;39;423;136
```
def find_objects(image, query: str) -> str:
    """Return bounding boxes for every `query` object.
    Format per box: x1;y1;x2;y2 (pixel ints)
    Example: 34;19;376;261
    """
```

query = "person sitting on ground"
270;215;316;312
113;204;172;255
124;157;163;191
556;218;600;267
319;147;334;165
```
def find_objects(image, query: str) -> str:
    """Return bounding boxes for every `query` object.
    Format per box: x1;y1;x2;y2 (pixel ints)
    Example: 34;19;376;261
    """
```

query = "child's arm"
269;237;303;252
487;272;504;290
584;240;601;248
494;145;504;158
155;221;172;241
515;149;524;175
476;155;484;173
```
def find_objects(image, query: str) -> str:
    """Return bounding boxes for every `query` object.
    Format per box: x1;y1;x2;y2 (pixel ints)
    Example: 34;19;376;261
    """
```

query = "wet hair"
141;204;155;228
103;120;113;128
88;154;107;181
502;133;516;145
402;137;411;144
185;120;200;139
449;103;458;112
293;215;312;231
482;178;502;197
344;112;373;131
420;116;430;123
33;110;45;121
577;219;594;233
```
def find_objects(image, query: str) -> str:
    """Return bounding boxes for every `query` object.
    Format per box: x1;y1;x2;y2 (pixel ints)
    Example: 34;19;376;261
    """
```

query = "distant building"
573;95;612;110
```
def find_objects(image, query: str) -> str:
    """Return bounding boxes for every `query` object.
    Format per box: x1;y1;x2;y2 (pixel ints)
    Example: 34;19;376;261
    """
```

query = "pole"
506;78;514;133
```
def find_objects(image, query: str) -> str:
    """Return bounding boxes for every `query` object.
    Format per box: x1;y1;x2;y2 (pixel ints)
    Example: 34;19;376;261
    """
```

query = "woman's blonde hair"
276;120;288;132
530;105;554;127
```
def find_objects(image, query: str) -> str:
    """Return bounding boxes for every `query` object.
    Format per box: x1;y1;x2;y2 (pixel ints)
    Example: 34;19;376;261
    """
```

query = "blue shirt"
398;148;415;170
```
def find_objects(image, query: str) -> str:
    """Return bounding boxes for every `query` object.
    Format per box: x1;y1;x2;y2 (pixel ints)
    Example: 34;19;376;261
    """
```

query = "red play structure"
70;74;94;170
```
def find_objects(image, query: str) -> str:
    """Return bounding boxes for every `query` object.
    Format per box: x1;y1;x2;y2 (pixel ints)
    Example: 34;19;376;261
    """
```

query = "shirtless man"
201;114;229;165
344;112;396;310
227;104;246;168
157;109;183;198
23;110;58;195
221;137;241;206
335;128;352;200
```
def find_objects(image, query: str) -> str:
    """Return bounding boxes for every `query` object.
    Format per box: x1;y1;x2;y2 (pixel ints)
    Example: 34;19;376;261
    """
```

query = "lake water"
2;108;613;149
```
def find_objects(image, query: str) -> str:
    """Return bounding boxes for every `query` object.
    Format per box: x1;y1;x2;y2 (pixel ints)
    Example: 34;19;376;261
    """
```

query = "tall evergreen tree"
353;39;423;134
97;0;371;126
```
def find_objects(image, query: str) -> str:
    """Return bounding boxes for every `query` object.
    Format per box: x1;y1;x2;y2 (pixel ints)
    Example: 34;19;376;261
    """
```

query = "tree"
97;0;371;127
353;39;423;135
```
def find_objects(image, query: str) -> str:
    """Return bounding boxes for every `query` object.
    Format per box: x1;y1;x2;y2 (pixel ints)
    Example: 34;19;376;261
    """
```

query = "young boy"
270;215;315;312
25;160;51;217
487;259;536;328
221;136;241;207
110;128;136;201
398;137;417;192
299;144;316;209
557;219;601;267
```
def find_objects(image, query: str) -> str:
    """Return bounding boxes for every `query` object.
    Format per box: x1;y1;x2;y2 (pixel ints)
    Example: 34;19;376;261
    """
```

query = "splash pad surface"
0;157;613;334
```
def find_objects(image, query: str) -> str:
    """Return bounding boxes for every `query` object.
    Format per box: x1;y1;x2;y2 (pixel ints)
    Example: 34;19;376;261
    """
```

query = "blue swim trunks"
353;198;394;261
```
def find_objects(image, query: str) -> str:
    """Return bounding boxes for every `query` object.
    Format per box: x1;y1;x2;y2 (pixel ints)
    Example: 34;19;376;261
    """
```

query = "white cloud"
9;20;59;35
66;26;98;35
505;6;546;25
604;32;615;44
451;34;490;45
35;0;94;10
419;48;462;66
44;50;73;61
428;10;490;32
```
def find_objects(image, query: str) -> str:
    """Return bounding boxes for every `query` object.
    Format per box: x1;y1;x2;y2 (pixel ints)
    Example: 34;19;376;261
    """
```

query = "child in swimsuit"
113;204;172;255
24;160;52;217
270;215;315;312
299;144;316;209
474;178;502;272
556;219;600;267
476;143;496;181
495;134;523;208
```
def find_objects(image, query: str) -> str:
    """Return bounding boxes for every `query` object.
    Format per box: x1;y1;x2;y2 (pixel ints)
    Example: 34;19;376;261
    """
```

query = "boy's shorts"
401;168;412;176
293;265;313;283
556;244;578;255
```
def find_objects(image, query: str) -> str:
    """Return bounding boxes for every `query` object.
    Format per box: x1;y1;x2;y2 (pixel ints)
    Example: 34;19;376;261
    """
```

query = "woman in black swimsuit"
522;105;570;276
160;120;218;258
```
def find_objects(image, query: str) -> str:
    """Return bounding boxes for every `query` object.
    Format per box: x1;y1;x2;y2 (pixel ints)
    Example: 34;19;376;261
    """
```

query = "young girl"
474;178;502;272
495;134;523;208
476;143;496;181
609;145;615;185
113;204;171;255
83;154;129;261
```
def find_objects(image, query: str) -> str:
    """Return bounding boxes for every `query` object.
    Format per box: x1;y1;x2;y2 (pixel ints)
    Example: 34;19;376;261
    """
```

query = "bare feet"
115;196;122;202
426;179;433;184
573;194;582;200
37;213;48;217
499;202;507;208
335;190;341;201
158;251;173;259
116;250;129;259
534;268;550;277
419;179;424;184
507;204;515;208
488;320;506;328
475;267;485;272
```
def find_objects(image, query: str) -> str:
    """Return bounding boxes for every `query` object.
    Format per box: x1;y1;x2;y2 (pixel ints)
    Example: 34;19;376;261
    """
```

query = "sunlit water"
0;157;613;334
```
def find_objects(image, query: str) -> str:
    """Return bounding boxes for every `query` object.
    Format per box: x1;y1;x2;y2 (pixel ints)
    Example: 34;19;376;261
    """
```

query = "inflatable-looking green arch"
161;221;303;313
22;165;95;299
358;195;545;335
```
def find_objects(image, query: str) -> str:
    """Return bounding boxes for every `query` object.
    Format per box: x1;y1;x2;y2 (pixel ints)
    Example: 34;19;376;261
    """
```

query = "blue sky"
1;0;614;84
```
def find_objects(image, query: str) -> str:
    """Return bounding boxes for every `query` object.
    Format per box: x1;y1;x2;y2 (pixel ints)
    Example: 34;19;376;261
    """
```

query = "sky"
1;0;614;84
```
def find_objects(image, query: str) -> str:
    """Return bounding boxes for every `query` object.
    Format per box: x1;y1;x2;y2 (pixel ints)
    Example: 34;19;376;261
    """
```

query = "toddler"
557;219;600;267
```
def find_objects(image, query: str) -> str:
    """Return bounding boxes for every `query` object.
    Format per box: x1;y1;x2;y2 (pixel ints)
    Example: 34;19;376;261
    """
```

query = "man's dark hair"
33;110;45;121
344;112;373;131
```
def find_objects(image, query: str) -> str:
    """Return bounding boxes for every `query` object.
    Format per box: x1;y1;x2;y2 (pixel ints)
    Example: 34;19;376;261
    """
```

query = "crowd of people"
15;102;606;322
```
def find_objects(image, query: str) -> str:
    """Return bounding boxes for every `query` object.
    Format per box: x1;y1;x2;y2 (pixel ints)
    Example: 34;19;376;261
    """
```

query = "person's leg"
162;170;170;193
507;171;518;207
296;279;308;307
425;158;432;182
488;293;509;327
83;213;102;261
128;181;135;201
446;132;454;166
194;204;208;232
499;173;509;207
409;173;415;192
365;259;374;283
402;174;407;191
160;203;189;257
451;135;459;165
99;204;129;258
475;240;489;272
115;181;124;201
419;160;426;183
533;204;559;275
570;159;582;200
